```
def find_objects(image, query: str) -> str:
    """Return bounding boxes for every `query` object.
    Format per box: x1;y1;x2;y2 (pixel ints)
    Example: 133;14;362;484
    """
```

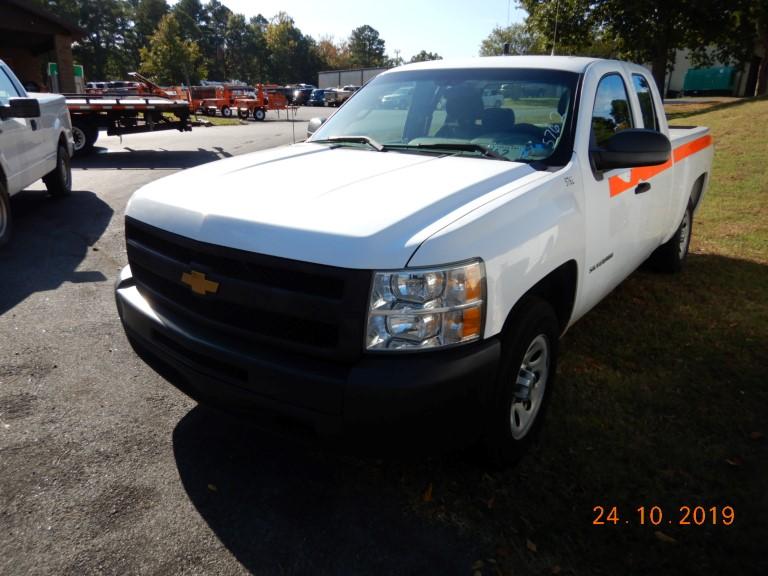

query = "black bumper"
116;269;501;440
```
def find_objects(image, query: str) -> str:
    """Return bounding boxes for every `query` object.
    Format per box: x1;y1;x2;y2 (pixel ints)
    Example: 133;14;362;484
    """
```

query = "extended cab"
115;57;713;463
0;60;73;246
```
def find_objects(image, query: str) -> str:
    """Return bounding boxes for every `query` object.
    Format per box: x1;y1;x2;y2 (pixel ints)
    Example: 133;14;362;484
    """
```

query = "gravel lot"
0;108;486;575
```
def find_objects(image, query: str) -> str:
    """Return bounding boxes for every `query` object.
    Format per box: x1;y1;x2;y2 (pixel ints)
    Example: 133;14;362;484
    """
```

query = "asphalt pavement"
0;108;488;575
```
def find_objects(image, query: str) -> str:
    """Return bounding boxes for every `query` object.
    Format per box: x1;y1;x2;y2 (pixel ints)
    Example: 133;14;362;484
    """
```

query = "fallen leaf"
495;546;510;558
472;560;484;570
749;431;764;441
526;539;537;553
725;457;743;467
487;497;495;509
422;483;433;503
654;530;677;544
207;483;218;492
551;566;562;575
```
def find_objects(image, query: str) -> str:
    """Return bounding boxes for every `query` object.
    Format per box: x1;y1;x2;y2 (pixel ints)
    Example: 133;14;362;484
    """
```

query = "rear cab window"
631;74;660;131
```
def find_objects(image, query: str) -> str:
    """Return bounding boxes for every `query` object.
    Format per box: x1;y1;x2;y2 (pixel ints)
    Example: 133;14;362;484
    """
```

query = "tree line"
32;0;443;85
479;0;768;96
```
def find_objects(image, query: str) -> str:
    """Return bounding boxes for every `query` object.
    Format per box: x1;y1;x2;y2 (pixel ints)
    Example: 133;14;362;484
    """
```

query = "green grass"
398;98;768;575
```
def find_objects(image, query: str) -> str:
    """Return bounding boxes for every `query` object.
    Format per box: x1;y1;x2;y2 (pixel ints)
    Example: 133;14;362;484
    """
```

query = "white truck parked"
116;57;713;464
0;60;74;247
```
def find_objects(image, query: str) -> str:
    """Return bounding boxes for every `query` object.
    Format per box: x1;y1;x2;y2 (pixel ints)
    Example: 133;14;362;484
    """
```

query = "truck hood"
126;143;545;269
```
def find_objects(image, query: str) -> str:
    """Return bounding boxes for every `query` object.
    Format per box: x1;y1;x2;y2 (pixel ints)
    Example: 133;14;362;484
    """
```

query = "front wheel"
0;181;12;248
221;106;232;118
648;202;693;273
253;108;266;121
43;143;72;197
482;297;559;467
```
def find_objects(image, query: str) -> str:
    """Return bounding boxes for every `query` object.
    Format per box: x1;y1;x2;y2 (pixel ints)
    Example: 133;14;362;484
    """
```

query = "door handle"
635;182;651;194
30;119;38;131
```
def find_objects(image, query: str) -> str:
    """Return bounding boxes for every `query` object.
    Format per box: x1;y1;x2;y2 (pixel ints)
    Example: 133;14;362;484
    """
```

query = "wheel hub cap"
510;334;549;440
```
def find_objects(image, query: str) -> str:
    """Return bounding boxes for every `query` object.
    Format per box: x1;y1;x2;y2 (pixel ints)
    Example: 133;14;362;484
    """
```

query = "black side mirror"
0;97;41;120
590;129;671;172
306;117;327;137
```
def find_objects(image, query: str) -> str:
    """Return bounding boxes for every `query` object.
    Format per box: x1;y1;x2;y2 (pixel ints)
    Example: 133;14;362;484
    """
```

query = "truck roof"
389;55;602;74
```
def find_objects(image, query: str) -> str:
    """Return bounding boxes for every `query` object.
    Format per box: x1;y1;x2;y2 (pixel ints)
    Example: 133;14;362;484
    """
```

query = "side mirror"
590;129;670;172
1;97;41;119
306;116;327;137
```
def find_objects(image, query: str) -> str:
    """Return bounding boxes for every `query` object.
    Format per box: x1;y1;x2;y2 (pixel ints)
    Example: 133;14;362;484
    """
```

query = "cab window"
591;74;633;147
0;68;21;106
632;74;659;131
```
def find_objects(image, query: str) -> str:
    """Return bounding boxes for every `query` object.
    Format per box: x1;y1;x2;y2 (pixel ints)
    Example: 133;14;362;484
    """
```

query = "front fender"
408;162;585;338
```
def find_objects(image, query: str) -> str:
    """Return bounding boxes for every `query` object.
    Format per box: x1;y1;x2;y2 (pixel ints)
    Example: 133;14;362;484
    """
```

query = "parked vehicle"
380;86;413;108
66;72;190;155
324;85;360;107
307;89;326;106
232;84;288;121
292;87;313;105
0;59;73;246
197;83;255;118
481;84;503;108
116;56;713;464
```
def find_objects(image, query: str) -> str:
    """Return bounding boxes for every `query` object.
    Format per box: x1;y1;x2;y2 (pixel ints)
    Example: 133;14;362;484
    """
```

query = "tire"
482;297;559;467
648;201;693;273
0;180;11;248
253;108;266;121
221;106;232;118
43;143;72;197
71;121;97;156
238;108;249;119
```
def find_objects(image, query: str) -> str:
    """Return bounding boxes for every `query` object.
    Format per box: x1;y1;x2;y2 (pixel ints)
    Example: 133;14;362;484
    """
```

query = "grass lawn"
393;97;767;575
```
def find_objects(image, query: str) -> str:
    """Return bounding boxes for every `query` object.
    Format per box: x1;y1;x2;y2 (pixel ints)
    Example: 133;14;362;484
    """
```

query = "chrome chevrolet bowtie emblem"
181;270;219;295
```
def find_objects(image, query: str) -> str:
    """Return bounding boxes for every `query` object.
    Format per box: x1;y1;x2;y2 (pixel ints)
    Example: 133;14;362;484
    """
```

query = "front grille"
125;217;371;362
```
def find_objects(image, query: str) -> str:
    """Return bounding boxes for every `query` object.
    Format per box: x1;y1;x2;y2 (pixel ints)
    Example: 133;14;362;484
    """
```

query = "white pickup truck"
116;56;713;464
0;60;74;246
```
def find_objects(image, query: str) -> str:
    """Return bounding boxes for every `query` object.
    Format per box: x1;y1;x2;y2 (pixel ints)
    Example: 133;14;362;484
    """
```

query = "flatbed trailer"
65;94;191;155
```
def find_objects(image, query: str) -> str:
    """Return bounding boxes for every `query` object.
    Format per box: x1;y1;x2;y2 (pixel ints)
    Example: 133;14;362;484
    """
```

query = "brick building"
0;0;82;92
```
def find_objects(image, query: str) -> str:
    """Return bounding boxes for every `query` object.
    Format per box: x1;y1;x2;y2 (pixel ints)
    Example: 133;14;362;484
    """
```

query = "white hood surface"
126;143;543;269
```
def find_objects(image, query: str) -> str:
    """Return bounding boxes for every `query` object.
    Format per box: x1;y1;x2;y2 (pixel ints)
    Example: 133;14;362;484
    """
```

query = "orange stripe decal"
608;134;712;197
673;134;712;163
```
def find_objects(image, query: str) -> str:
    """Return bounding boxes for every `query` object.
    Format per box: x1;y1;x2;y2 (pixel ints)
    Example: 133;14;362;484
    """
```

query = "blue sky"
212;0;527;60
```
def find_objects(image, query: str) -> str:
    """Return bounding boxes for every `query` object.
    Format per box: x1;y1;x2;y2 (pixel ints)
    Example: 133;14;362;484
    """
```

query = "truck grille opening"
125;217;370;362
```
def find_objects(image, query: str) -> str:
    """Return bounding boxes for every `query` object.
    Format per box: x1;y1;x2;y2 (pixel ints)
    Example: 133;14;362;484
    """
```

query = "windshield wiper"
312;135;384;151
385;142;511;161
412;142;511;161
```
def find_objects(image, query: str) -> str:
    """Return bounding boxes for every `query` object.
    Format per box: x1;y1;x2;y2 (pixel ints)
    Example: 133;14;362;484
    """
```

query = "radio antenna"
551;0;560;56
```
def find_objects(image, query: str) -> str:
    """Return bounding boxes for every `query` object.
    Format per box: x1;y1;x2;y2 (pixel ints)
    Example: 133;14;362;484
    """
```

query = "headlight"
366;259;485;351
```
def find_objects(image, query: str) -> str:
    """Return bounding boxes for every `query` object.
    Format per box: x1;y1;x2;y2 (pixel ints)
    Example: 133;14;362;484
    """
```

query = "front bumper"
115;266;501;440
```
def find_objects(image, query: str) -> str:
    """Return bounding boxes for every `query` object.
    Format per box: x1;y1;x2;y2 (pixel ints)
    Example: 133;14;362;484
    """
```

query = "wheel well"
690;173;707;211
502;260;578;336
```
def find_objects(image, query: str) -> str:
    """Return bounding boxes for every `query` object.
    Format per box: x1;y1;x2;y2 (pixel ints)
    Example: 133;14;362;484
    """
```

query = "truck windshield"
309;68;579;164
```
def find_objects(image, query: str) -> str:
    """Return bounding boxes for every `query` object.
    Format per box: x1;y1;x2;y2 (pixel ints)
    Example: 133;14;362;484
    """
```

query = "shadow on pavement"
172;406;483;575
73;147;229;170
0;190;113;315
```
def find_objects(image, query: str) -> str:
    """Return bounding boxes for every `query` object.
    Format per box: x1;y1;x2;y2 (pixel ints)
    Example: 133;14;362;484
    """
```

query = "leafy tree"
521;0;741;92
479;23;545;56
315;35;352;70
248;15;271;82
127;0;169;71
140;13;206;84
264;12;320;83
409;50;442;62
200;0;232;80
172;0;204;42
348;25;386;67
